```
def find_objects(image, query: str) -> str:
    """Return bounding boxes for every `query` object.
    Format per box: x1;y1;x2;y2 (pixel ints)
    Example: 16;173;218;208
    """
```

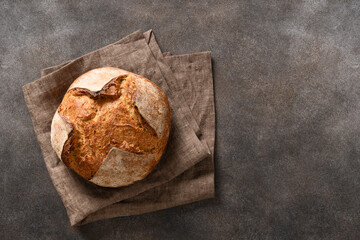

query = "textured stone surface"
1;0;360;239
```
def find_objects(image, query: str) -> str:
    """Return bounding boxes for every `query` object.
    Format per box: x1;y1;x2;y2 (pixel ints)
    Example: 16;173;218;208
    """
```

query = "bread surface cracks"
58;75;159;180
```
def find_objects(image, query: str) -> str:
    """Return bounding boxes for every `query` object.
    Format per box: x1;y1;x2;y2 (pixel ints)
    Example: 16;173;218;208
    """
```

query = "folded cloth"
23;30;215;226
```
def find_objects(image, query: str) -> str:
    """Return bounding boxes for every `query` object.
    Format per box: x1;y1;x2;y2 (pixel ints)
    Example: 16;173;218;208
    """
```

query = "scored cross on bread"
50;67;171;188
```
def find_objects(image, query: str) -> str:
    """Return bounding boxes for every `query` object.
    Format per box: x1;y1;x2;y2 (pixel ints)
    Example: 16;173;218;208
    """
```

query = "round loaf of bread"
50;67;171;188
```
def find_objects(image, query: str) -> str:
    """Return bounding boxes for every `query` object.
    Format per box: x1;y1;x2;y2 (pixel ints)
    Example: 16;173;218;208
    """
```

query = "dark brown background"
1;0;360;239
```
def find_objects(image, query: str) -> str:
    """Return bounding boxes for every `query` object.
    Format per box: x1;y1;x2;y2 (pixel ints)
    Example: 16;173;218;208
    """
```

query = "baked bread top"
50;67;171;187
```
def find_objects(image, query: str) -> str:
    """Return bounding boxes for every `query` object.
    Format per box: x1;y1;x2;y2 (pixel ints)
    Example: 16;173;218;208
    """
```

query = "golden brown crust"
51;68;171;186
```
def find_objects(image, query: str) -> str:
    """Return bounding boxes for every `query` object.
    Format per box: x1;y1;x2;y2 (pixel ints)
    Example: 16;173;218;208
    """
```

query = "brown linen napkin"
23;30;210;226
24;30;215;225
42;30;216;225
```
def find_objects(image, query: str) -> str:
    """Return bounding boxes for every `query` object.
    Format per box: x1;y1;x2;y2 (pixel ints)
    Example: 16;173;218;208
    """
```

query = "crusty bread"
50;67;171;187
